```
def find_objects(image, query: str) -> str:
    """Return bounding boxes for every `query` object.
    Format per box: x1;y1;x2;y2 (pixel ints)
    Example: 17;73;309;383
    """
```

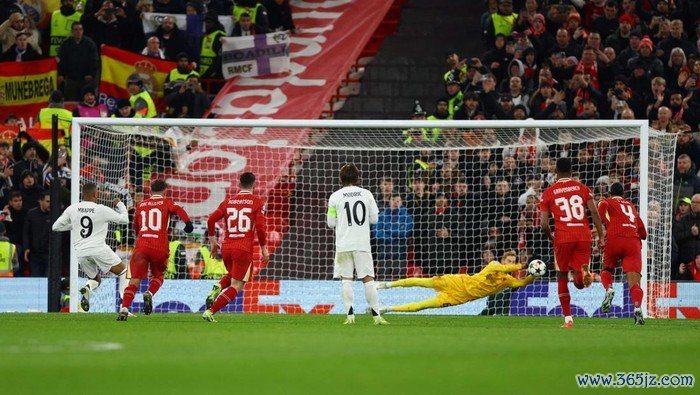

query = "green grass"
0;314;698;394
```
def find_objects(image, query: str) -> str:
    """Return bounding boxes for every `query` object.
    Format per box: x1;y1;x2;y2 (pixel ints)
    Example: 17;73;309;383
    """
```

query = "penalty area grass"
0;314;697;395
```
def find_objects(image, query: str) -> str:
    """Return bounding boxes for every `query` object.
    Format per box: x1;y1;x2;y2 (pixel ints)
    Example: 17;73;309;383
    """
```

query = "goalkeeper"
377;251;539;313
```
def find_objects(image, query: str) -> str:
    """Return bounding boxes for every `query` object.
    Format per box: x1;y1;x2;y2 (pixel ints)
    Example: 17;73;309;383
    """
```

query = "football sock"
390;297;443;312
147;276;164;295
116;268;128;299
122;284;137;309
557;277;572;317
389;277;435;289
573;273;584;289
86;279;100;293
363;280;380;316
630;284;643;308
341;279;354;315
601;268;613;291
210;287;238;313
219;274;231;290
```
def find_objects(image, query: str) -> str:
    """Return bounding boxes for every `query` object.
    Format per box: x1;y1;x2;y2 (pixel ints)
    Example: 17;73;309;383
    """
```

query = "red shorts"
222;248;253;282
554;241;591;273
603;237;642;273
130;247;169;279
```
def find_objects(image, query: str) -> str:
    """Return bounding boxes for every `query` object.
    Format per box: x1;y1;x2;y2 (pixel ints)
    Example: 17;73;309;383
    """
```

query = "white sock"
341;279;354;316
364;280;380;316
118;271;128;300
564;315;573;323
86;279;100;294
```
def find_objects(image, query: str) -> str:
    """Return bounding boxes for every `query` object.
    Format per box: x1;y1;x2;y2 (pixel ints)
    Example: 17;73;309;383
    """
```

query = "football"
528;259;547;277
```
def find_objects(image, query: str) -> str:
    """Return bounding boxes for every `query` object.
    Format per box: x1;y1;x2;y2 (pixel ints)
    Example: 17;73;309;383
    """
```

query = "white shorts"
77;246;122;279
333;251;375;279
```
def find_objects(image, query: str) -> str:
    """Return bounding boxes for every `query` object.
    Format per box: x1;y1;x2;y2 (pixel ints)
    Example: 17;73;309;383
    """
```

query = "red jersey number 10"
140;208;163;232
227;207;252;236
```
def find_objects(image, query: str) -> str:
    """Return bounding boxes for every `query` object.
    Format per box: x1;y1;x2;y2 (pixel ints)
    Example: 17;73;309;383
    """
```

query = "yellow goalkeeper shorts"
433;275;472;306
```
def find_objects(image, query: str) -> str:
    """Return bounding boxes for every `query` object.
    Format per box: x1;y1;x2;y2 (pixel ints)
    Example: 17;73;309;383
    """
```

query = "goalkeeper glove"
183;221;194;233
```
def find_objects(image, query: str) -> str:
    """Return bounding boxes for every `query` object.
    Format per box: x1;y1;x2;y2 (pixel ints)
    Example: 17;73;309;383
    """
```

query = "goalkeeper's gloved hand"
183;221;194;233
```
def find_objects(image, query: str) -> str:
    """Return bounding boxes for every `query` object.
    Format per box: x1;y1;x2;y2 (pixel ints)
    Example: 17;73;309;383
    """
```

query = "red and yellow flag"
99;45;175;112
0;58;57;125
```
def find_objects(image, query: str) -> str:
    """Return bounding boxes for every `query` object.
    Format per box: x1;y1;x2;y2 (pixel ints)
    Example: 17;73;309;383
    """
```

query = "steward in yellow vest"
233;0;269;30
165;52;200;95
200;13;226;78
50;0;82;56
38;90;73;146
485;0;517;46
0;223;18;277
165;240;186;279
199;245;226;279
126;74;157;118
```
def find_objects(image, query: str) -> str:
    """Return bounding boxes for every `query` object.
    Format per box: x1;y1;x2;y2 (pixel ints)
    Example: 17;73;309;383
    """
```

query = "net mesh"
72;121;675;318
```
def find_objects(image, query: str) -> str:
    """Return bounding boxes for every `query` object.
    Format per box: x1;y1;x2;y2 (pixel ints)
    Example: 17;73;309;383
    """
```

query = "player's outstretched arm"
172;202;193;233
508;275;537;289
51;206;73;232
539;210;554;243
488;262;524;273
597;199;611;227
102;200;129;225
326;195;337;228
636;212;648;240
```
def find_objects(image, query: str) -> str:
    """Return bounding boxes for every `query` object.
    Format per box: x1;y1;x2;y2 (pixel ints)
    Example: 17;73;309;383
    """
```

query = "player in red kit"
539;157;605;328
118;180;193;321
597;182;648;325
202;172;269;322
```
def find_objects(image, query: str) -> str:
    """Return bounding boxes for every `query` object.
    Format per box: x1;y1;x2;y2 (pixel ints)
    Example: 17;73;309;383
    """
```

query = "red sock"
121;284;137;309
210;287;238;313
558;277;572;317
148;276;163;295
573;273;584;289
601;269;613;290
630;284;643;308
219;274;231;289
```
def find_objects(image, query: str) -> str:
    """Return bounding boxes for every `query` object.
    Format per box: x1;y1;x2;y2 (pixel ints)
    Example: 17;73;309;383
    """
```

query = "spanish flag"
99;45;175;112
0;58;57;125
0;125;65;153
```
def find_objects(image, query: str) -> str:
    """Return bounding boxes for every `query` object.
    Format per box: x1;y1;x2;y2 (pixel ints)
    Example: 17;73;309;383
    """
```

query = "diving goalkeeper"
377;251;539;313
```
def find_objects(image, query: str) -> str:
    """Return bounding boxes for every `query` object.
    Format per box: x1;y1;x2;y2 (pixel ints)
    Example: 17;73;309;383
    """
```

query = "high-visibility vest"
165;240;183;279
200;246;226;279
168;68;199;83
0;240;16;277
424;115;445;142
233;3;263;22
50;11;82;56
199;29;225;76
129;90;157;118
491;12;518;36
38;107;73;137
447;91;463;119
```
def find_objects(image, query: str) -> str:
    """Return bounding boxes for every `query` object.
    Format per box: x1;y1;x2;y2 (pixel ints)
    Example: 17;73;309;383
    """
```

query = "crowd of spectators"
0;119;71;277
375;0;700;282
0;0;296;118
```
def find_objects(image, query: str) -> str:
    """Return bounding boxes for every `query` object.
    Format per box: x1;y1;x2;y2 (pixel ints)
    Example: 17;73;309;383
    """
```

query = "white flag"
141;13;234;35
221;32;291;79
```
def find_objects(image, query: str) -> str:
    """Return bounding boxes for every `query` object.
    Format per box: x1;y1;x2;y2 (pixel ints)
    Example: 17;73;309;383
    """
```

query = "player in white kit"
327;164;387;325
52;183;129;312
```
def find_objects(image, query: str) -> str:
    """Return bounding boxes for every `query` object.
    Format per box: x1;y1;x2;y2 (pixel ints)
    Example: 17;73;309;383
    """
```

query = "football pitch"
1;314;697;395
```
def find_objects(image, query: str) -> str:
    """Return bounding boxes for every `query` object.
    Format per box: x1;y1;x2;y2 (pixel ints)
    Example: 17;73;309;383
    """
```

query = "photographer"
165;74;210;118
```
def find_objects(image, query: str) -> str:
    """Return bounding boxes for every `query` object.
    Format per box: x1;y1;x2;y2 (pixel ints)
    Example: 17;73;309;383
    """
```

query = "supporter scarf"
575;61;599;89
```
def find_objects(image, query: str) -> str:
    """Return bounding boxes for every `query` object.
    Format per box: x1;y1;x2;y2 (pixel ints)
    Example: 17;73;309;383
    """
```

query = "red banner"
167;0;392;211
0;58;57;126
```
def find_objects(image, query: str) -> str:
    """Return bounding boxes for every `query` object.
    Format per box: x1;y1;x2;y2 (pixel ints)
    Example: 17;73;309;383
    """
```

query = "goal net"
68;119;675;319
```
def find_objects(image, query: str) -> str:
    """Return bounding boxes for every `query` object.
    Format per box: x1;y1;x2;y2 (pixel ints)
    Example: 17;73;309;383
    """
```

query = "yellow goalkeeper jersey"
433;261;534;306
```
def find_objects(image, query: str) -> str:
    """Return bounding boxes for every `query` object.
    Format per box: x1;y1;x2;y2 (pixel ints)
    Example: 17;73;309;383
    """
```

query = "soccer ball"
527;260;547;277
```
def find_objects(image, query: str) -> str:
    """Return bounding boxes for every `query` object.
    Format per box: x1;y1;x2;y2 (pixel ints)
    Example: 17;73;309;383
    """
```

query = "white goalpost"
68;118;675;319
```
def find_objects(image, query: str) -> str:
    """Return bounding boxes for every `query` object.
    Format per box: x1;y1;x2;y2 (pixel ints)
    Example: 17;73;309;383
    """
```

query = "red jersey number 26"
554;195;585;222
227;207;252;235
